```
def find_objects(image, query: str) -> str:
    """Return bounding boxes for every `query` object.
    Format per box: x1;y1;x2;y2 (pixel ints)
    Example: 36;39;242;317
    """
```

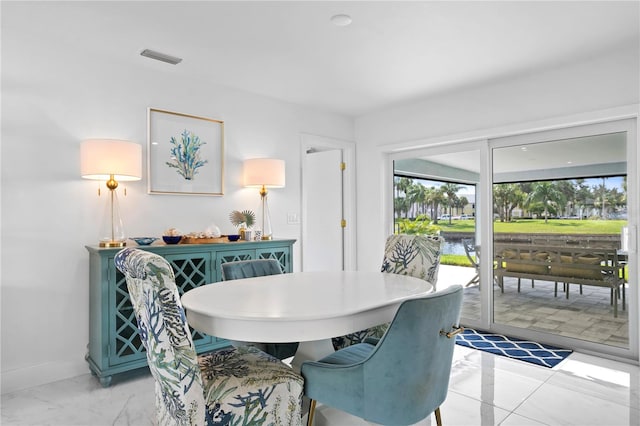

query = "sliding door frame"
381;107;639;362
488;118;638;360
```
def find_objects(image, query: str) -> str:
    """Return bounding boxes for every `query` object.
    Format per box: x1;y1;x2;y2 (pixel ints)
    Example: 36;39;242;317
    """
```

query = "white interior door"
303;149;344;271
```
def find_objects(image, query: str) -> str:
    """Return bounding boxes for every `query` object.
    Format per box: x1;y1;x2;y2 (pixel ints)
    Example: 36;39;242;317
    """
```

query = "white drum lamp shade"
81;139;142;181
243;158;286;189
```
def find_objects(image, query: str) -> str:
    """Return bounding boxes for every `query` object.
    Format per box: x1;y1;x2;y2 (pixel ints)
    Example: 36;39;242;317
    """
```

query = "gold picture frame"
147;107;224;195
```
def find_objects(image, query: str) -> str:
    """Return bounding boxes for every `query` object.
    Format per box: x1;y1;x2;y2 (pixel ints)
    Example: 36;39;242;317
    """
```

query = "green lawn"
441;254;474;267
435;219;627;235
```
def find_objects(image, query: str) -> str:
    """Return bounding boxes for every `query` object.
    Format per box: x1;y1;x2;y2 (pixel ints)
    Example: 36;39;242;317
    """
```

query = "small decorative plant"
229;210;256;229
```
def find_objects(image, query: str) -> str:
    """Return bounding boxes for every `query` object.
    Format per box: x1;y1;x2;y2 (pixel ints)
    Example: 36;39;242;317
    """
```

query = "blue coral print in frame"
148;108;225;196
166;130;208;180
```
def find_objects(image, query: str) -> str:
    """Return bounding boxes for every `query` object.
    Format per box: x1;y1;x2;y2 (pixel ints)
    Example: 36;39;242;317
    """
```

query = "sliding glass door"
392;143;485;322
490;120;636;358
390;118;637;360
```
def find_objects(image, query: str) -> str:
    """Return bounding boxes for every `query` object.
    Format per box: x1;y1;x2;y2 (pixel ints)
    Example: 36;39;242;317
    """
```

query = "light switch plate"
287;212;300;224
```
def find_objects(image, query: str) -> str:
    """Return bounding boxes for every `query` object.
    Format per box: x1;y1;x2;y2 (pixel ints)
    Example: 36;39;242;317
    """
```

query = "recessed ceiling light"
331;14;352;27
140;49;182;65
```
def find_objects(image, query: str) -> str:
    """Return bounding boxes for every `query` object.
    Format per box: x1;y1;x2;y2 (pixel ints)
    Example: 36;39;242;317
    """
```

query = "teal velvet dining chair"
115;248;304;426
302;285;463;426
332;233;445;350
221;258;283;280
221;259;299;360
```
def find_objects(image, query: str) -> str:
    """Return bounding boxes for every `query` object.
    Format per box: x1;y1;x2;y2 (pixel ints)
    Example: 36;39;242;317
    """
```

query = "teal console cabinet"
86;239;295;386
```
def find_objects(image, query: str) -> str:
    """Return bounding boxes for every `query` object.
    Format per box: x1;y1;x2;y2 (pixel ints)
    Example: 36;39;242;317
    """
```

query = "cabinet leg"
99;375;112;387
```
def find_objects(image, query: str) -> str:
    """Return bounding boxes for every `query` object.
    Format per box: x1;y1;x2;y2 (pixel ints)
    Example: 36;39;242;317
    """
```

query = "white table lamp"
243;158;285;240
81;139;142;247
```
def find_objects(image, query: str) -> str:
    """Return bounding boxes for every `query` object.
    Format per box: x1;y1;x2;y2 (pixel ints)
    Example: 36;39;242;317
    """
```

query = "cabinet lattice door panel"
113;271;145;361
257;247;291;273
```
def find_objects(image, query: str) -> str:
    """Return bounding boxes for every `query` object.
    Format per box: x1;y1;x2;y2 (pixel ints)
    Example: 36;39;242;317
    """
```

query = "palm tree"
554;180;575;217
592;181;608;218
429;188;448;224
407;182;427;218
527;181;563;223
424;187;438;221
396;177;412;197
607;187;625;218
394;177;414;219
457;196;469;216
394;197;409;219
574;179;591;219
494;183;524;222
441;183;460;225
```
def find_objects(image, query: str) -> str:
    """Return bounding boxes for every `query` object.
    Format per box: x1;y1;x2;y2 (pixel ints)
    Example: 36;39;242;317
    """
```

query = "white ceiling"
8;1;639;117
422;132;627;176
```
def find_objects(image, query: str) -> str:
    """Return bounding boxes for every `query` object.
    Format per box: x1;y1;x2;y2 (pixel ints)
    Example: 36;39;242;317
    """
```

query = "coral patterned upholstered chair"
332;234;445;350
114;248;303;426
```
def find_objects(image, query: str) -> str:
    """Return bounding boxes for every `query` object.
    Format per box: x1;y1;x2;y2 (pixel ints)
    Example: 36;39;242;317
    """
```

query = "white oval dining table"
181;270;433;369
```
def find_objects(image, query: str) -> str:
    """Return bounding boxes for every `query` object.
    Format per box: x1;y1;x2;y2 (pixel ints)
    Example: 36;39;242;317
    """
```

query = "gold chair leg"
435;407;442;426
307;400;317;426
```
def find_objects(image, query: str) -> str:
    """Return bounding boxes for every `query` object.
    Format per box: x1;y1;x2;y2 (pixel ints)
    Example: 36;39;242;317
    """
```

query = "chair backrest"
360;285;463;424
220;258;298;360
221;258;283;281
462;238;479;267
380;234;444;285
114;248;206;425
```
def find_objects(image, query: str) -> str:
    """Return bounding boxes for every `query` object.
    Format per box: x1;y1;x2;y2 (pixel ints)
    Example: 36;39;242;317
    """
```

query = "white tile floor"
2;345;639;425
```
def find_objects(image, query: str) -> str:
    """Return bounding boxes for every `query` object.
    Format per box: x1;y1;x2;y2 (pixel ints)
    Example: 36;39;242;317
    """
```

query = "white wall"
0;9;353;392
354;45;640;272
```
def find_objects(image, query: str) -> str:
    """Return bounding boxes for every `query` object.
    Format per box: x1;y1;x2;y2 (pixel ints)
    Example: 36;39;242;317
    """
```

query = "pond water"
443;239;465;255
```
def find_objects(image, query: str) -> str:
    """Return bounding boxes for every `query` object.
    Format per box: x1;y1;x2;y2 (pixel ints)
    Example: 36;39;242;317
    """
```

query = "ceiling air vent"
140;49;182;65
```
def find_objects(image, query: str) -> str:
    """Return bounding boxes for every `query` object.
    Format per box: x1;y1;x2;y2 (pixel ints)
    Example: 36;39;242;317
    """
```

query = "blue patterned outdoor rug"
455;329;573;368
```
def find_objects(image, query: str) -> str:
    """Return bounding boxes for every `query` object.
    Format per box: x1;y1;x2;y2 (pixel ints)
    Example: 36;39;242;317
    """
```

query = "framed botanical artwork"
147;108;224;195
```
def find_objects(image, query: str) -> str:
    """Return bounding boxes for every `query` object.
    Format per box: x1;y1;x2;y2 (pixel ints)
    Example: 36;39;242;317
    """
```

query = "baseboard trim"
1;361;88;395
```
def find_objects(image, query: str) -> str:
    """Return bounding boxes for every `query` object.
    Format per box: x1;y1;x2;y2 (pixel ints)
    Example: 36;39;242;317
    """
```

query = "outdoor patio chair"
462;238;480;287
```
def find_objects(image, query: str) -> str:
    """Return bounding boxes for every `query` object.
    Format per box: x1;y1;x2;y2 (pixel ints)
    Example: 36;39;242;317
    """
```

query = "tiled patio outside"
438;265;629;348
